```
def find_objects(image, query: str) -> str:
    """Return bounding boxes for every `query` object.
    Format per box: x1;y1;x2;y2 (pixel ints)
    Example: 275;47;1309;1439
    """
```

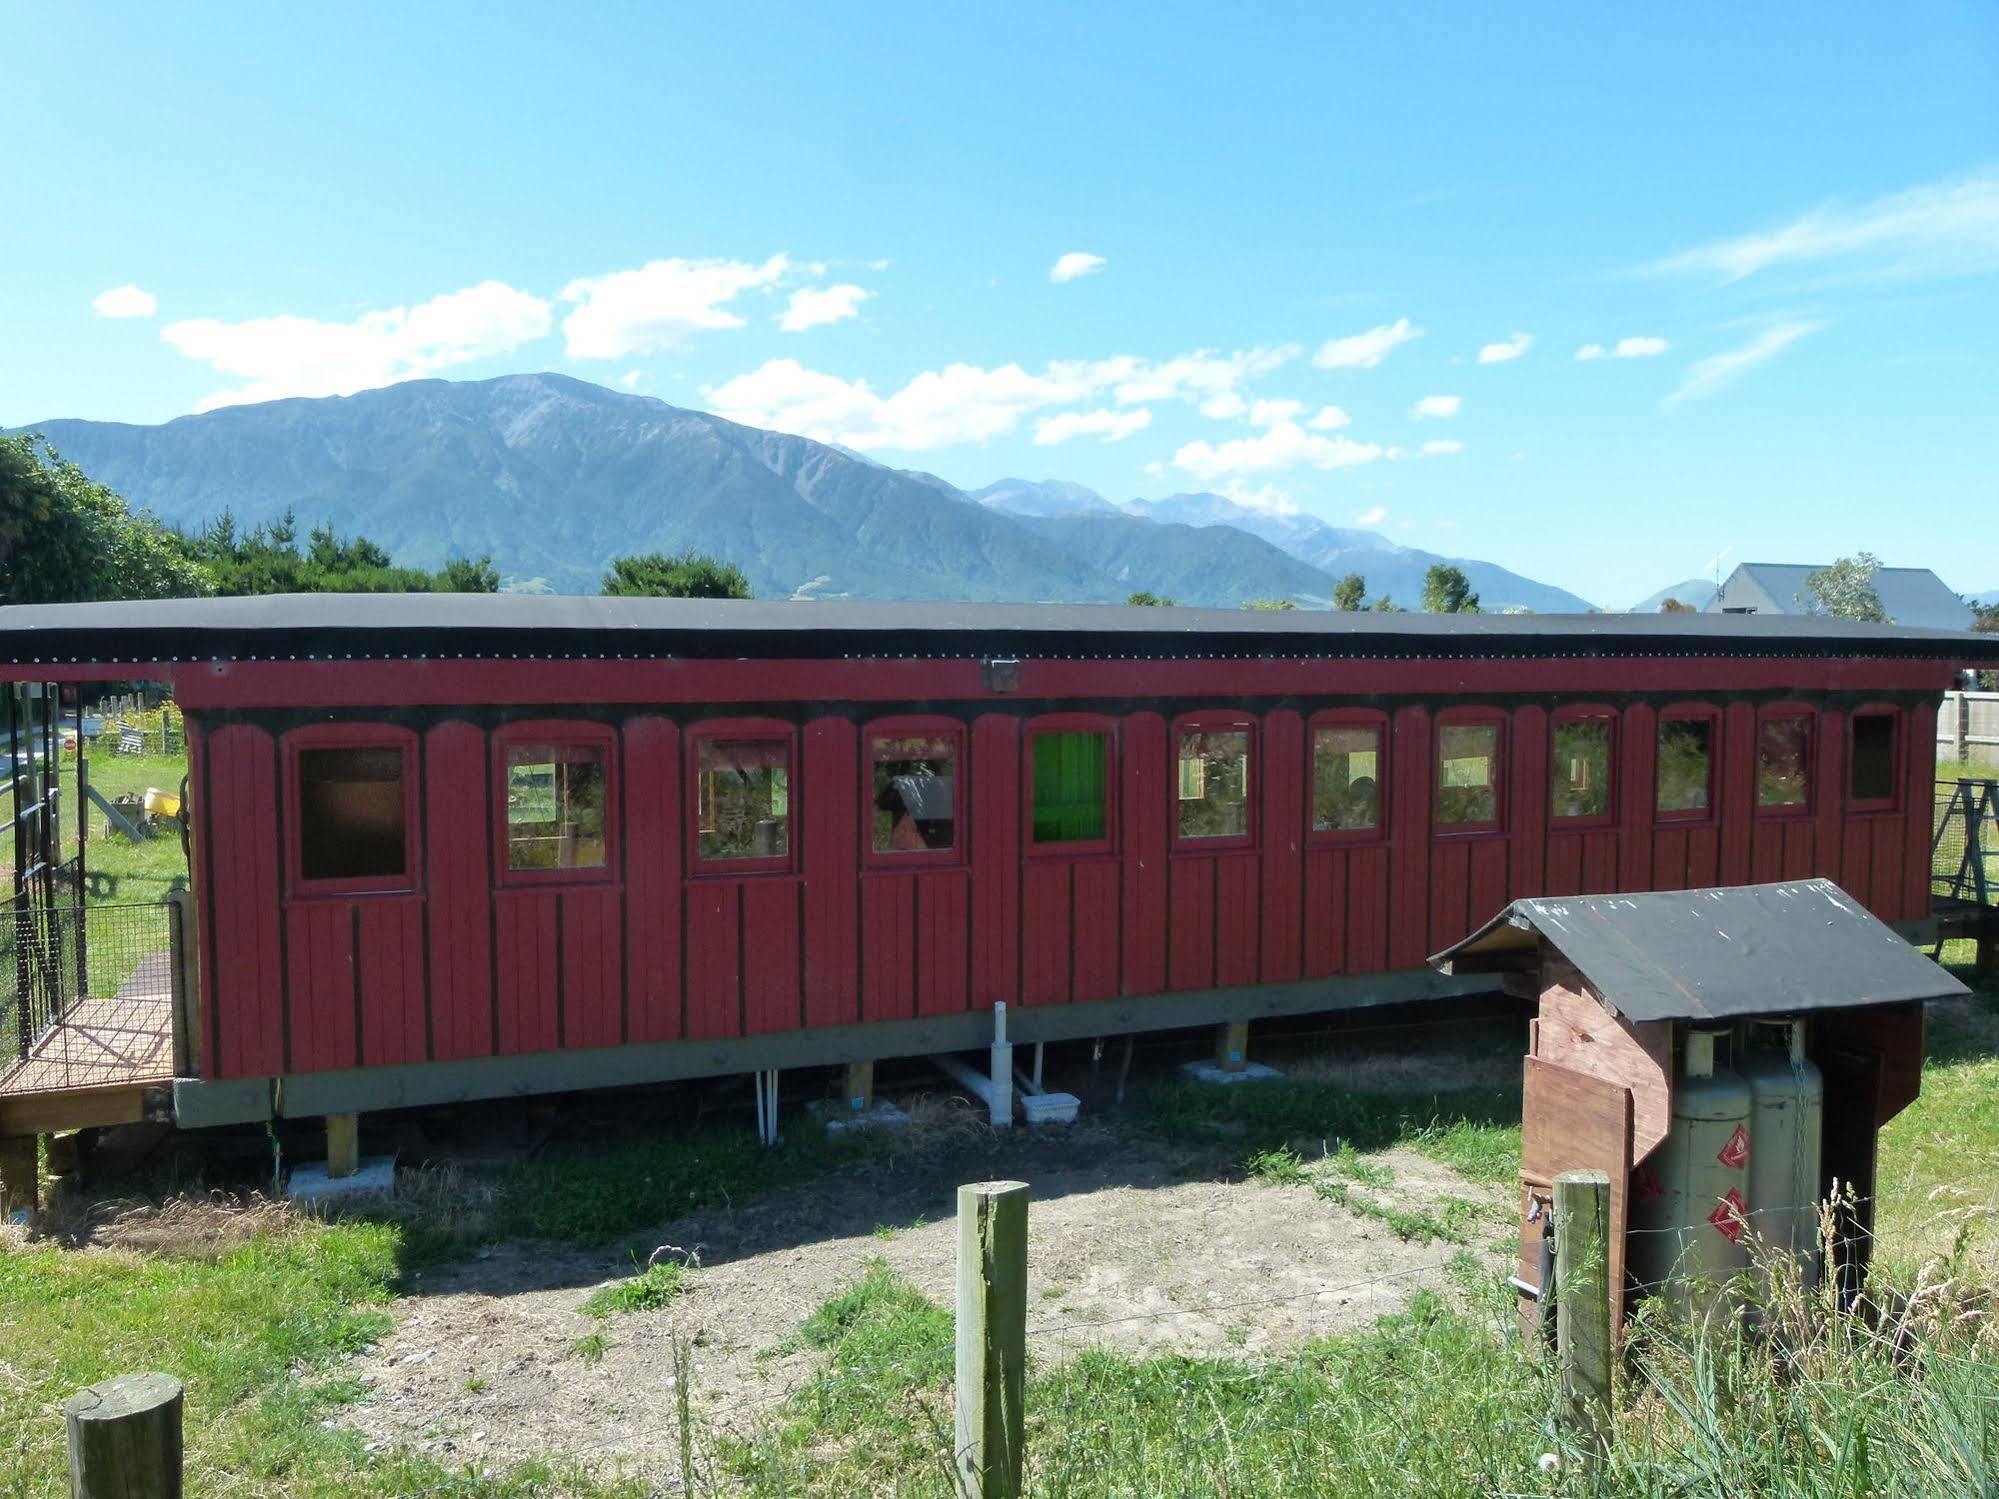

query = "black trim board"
172;965;1498;1124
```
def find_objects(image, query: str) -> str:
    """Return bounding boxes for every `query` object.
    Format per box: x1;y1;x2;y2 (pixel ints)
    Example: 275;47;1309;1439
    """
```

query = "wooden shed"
1432;878;1966;1329
1;596;1994;1157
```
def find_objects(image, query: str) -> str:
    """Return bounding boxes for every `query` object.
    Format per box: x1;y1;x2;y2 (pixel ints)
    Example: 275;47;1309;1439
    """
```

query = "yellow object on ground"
142;786;182;821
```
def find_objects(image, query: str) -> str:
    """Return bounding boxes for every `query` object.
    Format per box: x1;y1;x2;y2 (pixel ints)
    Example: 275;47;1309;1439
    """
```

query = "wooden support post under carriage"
1215;1020;1251;1074
843;1059;874;1113
324;1113;359;1180
0;1133;38;1218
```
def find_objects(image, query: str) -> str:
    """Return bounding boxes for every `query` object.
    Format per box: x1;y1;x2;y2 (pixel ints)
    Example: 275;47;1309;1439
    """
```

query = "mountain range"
15;372;1596;611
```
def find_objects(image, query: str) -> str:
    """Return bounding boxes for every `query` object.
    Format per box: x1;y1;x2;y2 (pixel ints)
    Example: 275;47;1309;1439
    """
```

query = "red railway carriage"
0;594;1987;1132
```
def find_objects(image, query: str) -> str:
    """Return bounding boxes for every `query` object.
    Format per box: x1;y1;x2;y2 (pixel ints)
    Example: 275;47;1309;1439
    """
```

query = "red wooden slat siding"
1346;845;1390;973
1022;862;1072;1004
1259;710;1304;984
1303;848;1347;976
1120;712;1169;997
284;901;354;1072
1168;856;1215;991
741;880;801;1033
1902;700;1939;921
1388;705;1431;969
1212;854;1259;987
561;888;623;1049
207;723;285;1079
188;724;219;1077
802;717;859;1026
1429;839;1471;953
1509;706;1550;902
919;871;971;1017
359;898;426;1066
861;874;916;1023
685;882;741;1040
1719;703;1756;886
623;715;683;1044
1619;704;1657;891
494;890;559;1054
1071;858;1123;1000
426;721;494;1061
1814;708;1847;885
970;713;1021;1009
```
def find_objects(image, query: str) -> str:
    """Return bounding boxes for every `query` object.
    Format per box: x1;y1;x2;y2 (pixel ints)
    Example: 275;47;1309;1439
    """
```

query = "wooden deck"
0;951;176;1099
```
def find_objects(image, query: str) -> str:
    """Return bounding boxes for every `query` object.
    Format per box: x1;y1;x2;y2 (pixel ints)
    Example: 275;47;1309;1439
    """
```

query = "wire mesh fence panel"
0;899;178;1095
1933;779;1999;905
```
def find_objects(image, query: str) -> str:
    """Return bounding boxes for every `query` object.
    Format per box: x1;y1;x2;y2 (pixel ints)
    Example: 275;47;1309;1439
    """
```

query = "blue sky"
5;3;1996;608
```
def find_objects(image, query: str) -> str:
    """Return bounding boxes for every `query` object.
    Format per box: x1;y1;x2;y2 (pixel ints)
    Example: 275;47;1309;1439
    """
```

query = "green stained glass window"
1031;731;1108;845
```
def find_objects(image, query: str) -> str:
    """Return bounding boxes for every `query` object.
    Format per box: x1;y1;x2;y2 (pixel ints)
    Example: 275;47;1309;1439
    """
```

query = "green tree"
1371;594;1404;613
1125;590;1177;607
439;555;502;592
1240;597;1298;612
602;549;753;599
1803;553;1890;622
1420;563;1480;614
1659;596;1696;613
1331;573;1367;612
0;434;210;603
174;508;499;594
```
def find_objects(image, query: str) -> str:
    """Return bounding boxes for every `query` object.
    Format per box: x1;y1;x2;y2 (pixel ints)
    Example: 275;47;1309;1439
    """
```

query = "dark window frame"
1433;709;1507;836
283;722;421;899
1754;703;1816;819
1307;708;1389;845
862;714;966;870
1846;705;1903;813
1654;704;1720;825
1171;711;1258;853
1023;712;1119;858
491;719;620;888
687;717;798;877
1549;704;1618;829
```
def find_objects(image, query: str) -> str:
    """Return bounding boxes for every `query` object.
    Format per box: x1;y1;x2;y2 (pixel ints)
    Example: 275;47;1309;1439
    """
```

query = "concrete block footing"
287;1156;396;1202
812;1099;912;1133
1020;1092;1082;1126
1179;1060;1285;1087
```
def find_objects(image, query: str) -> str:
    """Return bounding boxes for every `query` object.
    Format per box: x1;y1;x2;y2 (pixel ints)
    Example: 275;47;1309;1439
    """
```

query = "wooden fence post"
955;1180;1028;1499
65;1372;183;1498
1554;1168;1613;1456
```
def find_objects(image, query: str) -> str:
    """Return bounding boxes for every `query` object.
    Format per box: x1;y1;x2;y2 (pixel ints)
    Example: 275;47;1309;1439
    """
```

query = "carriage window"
1551;717;1613;821
1177;728;1250;841
1312;724;1381;832
298;746;407;883
872;733;957;854
505;743;608;871
1849;712;1898;806
1031;730;1108;845
697;738;792;863
1757;715;1812;811
1436;722;1501;828
1656;716;1714;817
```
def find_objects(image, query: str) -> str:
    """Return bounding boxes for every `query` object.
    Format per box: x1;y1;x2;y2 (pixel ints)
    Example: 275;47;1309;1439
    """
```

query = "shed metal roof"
1708;563;1975;632
1429;878;1967;1022
3;593;1998;667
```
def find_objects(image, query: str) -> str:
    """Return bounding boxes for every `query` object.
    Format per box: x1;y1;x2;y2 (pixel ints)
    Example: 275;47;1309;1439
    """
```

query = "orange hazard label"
1717;1125;1751;1169
1708;1189;1749;1243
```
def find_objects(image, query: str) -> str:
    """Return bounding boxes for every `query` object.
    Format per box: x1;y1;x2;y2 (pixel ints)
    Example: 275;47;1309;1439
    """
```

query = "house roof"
1428;878;1966;1023
4;593;1999;667
1707;563;1974;632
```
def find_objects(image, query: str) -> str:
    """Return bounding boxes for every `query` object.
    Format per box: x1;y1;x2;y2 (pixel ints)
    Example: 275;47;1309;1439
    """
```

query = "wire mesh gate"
1933;778;1999;907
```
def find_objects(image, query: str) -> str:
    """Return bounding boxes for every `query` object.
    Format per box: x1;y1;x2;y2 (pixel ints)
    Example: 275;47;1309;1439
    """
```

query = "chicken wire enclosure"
1932;779;1999;907
1;900;181;1096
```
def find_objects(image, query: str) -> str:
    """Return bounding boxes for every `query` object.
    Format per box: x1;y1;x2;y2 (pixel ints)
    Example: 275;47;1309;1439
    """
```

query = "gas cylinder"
1628;1026;1753;1322
1738;1018;1825;1291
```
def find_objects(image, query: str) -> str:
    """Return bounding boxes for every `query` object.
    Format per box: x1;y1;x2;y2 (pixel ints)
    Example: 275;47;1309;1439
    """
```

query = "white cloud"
559;254;789;358
1247;398;1303;427
1355;505;1388;527
161;280;553;411
1033;407;1153;446
1577;336;1669;361
1100;345;1299;416
780;283;872;333
1419;439;1463;456
1477;332;1531;364
1665;321;1823;407
93;284;157;319
1313;317;1422;369
1171;421;1383;481
1647;170;1999;284
1050;251;1107;283
618;369;645;390
1307;404;1351;431
1411;394;1461;419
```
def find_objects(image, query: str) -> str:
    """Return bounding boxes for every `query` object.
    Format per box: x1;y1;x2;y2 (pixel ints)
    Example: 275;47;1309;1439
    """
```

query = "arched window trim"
283;721;422;899
492;718;620;887
1549;703;1619;829
1171;710;1259;854
861;713;968;870
686;716;797;877
1023;711;1119;858
1306;707;1390;846
1433;706;1508;837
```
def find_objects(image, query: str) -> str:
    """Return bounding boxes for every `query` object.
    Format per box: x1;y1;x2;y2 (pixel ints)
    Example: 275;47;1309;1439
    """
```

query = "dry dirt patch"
345;1118;1503;1480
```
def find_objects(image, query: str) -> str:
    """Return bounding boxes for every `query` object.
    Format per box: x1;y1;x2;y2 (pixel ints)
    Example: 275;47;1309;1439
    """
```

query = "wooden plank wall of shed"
191;693;1942;1082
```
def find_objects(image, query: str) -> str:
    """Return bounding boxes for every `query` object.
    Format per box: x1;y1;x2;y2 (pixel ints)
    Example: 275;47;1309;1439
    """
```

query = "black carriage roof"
0;593;1995;665
1429;878;1968;1022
